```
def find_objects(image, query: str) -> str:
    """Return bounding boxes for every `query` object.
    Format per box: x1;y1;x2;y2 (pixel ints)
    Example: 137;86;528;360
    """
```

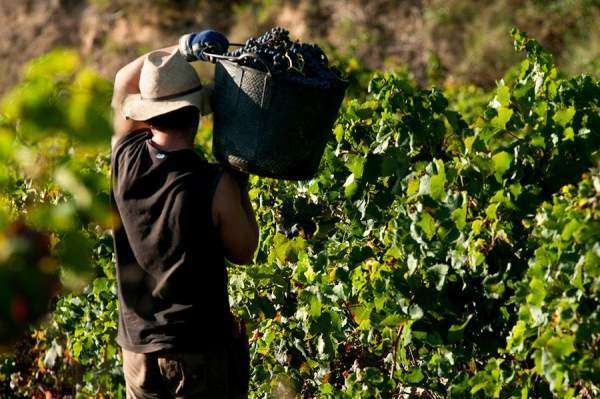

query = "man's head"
122;49;211;126
146;106;200;135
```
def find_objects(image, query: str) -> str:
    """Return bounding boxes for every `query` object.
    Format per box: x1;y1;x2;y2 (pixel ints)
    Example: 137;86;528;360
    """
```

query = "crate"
212;59;346;180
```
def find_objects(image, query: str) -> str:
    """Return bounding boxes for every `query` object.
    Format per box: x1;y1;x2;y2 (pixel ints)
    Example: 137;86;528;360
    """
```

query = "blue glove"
179;30;229;62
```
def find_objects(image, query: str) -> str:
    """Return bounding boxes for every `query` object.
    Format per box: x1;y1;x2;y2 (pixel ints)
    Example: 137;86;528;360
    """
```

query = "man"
110;33;259;398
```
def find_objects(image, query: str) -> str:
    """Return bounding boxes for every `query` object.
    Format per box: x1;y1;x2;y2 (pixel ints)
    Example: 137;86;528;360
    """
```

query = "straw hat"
122;48;212;121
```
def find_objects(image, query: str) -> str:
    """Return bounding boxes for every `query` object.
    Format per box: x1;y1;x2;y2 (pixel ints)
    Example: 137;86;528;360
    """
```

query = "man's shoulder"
111;129;151;158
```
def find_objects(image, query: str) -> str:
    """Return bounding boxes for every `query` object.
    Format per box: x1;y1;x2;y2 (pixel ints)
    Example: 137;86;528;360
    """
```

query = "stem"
389;324;404;379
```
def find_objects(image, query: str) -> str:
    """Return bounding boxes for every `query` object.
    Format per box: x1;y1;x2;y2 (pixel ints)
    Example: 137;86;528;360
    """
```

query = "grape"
225;27;345;90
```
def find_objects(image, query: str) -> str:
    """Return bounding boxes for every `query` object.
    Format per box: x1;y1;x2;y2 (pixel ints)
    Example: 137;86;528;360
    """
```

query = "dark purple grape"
225;27;345;90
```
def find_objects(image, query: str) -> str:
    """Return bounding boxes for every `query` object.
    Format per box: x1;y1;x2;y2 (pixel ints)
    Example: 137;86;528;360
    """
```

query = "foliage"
507;171;600;397
0;30;599;398
228;29;598;398
0;49;119;396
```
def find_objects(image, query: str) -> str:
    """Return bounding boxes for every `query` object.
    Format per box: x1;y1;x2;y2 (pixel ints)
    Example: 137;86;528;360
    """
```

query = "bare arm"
111;44;178;146
212;172;259;265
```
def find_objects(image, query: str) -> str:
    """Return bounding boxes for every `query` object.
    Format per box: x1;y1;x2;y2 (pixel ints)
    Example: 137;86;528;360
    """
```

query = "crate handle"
202;52;272;75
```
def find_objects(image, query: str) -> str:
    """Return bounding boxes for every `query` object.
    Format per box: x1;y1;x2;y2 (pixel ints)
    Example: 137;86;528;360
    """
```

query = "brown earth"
1;0;598;94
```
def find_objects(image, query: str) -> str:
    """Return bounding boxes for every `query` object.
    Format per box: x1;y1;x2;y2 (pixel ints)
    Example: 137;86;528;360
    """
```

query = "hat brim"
122;86;212;121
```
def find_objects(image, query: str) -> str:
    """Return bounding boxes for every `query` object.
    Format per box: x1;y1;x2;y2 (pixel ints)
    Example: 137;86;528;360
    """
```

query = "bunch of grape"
226;27;345;90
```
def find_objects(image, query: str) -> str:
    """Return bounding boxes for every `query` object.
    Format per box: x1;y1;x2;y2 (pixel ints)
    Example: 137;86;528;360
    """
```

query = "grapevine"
0;30;598;398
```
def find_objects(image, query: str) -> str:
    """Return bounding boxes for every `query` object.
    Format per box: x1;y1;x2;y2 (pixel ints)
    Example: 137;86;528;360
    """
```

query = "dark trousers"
122;348;247;399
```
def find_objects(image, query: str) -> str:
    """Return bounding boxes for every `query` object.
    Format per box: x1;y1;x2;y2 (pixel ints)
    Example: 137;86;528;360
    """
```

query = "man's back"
111;44;257;398
111;129;232;353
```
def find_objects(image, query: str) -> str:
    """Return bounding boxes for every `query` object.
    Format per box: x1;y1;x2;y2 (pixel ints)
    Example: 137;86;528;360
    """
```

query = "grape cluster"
226;27;345;90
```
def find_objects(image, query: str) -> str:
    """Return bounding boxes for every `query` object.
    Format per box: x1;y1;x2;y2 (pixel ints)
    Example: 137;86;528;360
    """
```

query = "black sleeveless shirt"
110;130;231;353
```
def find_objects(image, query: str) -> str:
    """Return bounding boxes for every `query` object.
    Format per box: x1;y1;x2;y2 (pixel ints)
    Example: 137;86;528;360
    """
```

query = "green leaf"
344;173;358;198
346;154;366;178
406;368;425;383
407;253;418;275
451;207;466;230
333;124;344;143
350;305;371;325
304;263;316;283
309;295;322;318
92;278;110;296
526;278;546;308
428;264;449;291
491;151;512;181
418;174;431;196
507;320;527;353
429;160;446;200
552;106;575;127
407;178;420;196
418;212;436;240
72;341;82;358
491;85;511;108
448;314;473;343
451;192;468;230
409;304;424;320
485;203;499;220
320;383;334;394
561;219;581;241
380;314;409;327
268;234;306;263
547;335;575;359
563;127;575;141
491;107;513;130
332;283;346;301
530;134;546;148
464;136;476;153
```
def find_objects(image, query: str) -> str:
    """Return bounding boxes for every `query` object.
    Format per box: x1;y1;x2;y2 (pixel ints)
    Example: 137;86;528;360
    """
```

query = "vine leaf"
552;106;575;127
492;151;513;181
491;107;513;130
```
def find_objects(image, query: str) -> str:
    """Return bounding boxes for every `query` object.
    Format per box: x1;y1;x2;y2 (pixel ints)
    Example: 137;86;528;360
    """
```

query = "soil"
0;0;597;94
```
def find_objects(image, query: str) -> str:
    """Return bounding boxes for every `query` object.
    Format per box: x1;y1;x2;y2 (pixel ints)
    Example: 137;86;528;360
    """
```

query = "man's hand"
179;30;229;62
212;170;259;265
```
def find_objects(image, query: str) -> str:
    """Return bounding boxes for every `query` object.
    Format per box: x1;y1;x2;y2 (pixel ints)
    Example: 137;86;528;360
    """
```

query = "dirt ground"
1;0;598;94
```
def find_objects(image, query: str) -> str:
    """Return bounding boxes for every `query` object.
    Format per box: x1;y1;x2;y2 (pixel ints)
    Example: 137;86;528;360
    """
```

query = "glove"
179;30;229;62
